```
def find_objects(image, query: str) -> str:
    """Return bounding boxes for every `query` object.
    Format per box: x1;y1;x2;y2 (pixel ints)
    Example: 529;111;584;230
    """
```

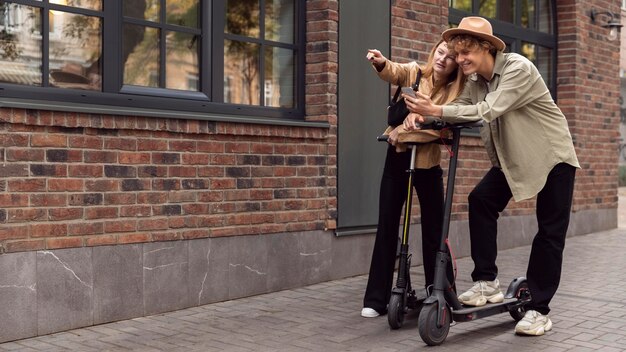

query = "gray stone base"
0;207;616;342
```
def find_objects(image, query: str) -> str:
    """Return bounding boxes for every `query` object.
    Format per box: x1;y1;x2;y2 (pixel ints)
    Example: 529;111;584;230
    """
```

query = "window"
0;0;304;119
449;0;557;97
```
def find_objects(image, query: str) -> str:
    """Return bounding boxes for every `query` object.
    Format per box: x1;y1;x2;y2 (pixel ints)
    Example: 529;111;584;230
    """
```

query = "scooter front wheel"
418;303;450;346
387;292;405;329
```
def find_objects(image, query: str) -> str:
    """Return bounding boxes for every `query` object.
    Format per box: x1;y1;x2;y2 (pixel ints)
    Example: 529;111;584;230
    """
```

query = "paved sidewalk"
2;225;626;351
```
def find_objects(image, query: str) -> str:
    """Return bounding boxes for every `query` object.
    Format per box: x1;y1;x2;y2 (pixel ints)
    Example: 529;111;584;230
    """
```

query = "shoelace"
470;280;487;295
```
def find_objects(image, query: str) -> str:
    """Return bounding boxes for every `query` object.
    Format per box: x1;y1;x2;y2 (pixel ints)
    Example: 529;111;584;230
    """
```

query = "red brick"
151;232;183;241
85;207;119;219
0;133;29;147
169;140;196;152
46;237;83;249
7;209;47;222
5;149;45;161
119;152;151;164
68;165;103;177
120;205;152;217
3;239;46;253
117;233;150;244
69;135;103;149
7;179;46;192
104;138;137;151
0;226;29;240
86;180;119;192
0;194;28;208
84;151;118;163
179;229;209;239
137;218;168;231
31;134;67;147
104;192;137;205
85;235;117;246
48;208;83;221
182;154;210;165
31;223;68;238
68;222;104;236
137;139;168;151
48;179;84;192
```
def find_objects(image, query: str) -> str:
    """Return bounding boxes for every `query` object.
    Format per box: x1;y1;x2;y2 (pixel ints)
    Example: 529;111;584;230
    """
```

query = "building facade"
0;0;621;342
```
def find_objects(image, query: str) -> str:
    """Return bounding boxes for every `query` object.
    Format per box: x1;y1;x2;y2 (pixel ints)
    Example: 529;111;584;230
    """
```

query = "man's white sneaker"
360;307;380;318
515;310;552;336
458;279;504;306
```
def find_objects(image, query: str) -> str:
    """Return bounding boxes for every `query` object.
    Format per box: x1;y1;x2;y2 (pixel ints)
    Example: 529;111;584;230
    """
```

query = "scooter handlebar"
376;121;482;142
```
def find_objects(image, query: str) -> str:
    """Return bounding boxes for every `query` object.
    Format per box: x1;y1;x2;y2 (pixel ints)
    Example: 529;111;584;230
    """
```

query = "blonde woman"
361;39;465;318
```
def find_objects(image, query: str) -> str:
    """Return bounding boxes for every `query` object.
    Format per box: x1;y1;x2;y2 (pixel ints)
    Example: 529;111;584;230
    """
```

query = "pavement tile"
2;227;626;351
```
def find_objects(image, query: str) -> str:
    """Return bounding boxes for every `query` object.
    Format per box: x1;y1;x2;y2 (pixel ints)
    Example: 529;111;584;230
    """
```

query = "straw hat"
442;17;505;51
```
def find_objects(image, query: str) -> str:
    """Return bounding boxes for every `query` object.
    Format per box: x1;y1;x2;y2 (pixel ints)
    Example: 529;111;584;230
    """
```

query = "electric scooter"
376;121;465;330
376;132;424;329
416;121;531;346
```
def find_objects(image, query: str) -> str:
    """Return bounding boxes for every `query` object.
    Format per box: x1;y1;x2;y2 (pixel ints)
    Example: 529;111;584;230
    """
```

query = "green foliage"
619;165;626;187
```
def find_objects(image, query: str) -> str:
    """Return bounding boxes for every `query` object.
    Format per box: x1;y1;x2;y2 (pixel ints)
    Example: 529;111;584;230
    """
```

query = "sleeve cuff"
441;105;457;122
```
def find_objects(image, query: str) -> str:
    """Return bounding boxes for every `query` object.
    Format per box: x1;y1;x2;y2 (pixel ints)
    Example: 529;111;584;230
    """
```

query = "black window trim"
0;0;308;122
449;0;558;98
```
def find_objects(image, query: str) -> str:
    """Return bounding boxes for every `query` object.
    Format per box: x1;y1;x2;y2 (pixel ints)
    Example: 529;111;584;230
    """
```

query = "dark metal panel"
337;0;390;232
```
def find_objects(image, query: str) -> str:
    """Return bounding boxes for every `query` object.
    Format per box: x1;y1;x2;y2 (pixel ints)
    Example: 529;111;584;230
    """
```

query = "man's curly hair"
447;34;498;57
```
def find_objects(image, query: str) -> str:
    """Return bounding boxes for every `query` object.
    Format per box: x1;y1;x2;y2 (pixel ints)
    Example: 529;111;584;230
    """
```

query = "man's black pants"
468;163;576;315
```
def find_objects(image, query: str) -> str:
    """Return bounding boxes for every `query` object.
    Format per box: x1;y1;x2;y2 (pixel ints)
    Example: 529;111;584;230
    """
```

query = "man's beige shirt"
441;51;580;201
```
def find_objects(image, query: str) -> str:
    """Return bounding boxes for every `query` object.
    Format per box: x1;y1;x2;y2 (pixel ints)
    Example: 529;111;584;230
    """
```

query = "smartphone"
401;86;417;98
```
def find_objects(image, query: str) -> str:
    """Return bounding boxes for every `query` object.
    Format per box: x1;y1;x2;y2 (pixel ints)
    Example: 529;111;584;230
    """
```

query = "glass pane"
538;0;552;34
521;42;536;62
166;0;199;28
537;45;552;88
497;0;515;23
166;31;199;91
479;0;496;18
224;39;260;105
521;0;536;29
265;0;293;43
449;0;471;12
50;0;102;11
264;46;294;108
123;24;159;87
225;0;260;38
0;4;42;86
124;0;160;22
48;11;101;90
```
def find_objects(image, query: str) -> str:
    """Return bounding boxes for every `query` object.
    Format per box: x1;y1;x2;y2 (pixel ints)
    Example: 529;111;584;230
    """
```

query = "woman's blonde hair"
420;39;466;105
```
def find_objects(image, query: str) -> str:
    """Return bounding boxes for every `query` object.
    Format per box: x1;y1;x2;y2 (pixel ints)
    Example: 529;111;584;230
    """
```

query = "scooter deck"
452;298;523;322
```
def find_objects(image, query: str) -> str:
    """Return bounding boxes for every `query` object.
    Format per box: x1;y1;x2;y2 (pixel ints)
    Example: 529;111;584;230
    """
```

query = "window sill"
0;97;330;129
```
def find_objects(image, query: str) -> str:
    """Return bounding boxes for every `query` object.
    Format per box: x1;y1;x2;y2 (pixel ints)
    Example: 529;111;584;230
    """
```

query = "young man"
403;17;580;336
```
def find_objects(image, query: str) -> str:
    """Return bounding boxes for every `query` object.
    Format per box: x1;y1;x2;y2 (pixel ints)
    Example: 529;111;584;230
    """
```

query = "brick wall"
392;0;621;224
0;0;620;254
558;0;621;212
306;0;339;229
0;109;335;253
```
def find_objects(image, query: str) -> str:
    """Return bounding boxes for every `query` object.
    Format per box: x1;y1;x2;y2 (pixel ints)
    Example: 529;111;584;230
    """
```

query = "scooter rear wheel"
387;292;405;329
509;280;530;321
418;303;450;346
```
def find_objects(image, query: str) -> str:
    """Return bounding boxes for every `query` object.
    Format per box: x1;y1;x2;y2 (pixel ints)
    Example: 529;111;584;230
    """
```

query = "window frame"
0;0;306;121
449;0;557;98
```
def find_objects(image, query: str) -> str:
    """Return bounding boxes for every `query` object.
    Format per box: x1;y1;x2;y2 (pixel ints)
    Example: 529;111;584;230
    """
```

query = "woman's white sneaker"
360;307;380;318
515;310;552;336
